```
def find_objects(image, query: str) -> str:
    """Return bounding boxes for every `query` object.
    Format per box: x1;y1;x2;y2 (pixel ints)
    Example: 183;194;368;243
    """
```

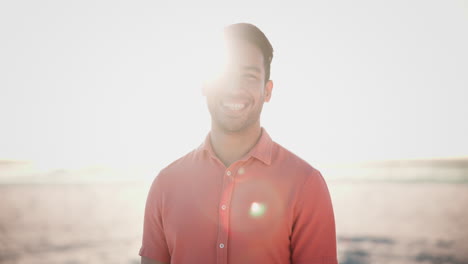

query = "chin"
216;118;259;134
218;123;246;133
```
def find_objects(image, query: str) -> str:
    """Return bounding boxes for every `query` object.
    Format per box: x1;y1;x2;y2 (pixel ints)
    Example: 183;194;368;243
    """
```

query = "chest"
162;167;294;251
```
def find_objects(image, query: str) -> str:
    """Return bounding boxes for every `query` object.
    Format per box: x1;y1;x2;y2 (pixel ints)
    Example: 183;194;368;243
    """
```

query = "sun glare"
249;202;266;218
190;28;229;91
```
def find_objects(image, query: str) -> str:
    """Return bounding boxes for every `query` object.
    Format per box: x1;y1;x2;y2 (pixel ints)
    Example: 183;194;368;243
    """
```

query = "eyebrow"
242;66;261;73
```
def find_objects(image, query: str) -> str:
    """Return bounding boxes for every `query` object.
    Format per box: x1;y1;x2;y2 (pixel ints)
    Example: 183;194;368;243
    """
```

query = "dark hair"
224;23;274;82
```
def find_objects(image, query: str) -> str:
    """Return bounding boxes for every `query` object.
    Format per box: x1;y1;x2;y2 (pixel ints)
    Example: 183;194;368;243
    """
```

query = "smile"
222;102;246;111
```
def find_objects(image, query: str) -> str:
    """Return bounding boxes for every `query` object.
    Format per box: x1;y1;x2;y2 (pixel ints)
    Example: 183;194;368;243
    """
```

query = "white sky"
1;0;467;172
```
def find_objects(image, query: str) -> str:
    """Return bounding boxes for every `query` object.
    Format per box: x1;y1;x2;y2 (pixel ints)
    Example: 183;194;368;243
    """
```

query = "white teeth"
222;102;246;110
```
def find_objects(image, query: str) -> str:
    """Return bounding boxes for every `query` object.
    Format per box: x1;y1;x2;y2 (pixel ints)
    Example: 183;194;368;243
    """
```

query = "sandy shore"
0;181;467;264
331;181;468;264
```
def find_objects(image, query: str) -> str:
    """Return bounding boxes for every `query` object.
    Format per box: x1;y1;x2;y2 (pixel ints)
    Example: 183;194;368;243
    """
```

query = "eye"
243;73;258;81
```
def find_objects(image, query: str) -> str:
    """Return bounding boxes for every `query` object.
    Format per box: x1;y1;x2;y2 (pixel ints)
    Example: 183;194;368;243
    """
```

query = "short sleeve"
139;174;171;263
290;170;338;264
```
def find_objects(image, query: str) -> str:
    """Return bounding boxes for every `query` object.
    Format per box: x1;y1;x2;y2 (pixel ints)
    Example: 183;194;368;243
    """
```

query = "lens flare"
249;202;266;218
199;32;229;87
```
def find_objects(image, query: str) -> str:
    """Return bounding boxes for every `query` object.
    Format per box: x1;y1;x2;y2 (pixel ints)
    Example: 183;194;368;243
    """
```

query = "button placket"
216;167;237;264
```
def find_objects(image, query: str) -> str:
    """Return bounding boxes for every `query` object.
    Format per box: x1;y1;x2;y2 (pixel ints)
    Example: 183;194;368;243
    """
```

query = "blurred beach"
2;0;467;263
1;159;468;264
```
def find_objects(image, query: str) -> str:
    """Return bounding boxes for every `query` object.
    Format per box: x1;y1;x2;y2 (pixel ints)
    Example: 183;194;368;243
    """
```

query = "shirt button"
221;204;227;210
226;171;231;176
219;243;225;248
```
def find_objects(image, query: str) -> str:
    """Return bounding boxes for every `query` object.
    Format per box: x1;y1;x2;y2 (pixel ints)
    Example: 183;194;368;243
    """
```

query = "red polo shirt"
140;129;337;264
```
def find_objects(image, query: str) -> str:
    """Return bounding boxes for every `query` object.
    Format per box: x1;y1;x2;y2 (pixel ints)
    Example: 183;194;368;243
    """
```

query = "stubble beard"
209;103;264;134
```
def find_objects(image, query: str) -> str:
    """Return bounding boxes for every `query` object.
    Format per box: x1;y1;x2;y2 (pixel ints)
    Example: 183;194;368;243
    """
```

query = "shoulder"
152;148;201;185
271;141;323;182
163;149;199;173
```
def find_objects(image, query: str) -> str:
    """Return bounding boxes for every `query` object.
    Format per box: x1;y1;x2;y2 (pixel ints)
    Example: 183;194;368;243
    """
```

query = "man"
140;23;337;264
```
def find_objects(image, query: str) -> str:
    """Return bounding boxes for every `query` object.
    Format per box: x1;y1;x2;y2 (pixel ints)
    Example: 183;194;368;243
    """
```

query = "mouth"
220;99;249;116
222;102;246;110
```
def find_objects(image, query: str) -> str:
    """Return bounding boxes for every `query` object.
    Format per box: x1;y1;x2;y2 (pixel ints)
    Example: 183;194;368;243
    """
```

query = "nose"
221;71;242;93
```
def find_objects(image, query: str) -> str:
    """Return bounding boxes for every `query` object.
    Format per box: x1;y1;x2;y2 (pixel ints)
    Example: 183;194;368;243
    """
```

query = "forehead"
224;40;265;73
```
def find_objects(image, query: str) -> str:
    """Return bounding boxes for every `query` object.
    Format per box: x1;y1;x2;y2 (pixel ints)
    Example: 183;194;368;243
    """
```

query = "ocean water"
1;159;468;263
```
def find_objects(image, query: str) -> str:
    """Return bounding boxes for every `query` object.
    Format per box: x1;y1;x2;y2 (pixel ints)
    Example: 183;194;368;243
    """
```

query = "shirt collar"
198;128;273;166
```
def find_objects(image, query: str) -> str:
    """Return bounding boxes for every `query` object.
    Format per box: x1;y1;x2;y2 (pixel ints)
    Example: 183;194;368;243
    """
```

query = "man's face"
203;40;273;133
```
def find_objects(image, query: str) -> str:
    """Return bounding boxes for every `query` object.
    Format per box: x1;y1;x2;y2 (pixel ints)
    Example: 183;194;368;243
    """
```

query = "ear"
263;80;273;102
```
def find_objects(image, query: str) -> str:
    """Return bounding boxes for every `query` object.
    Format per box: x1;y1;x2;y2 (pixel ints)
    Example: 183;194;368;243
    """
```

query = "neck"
210;124;262;167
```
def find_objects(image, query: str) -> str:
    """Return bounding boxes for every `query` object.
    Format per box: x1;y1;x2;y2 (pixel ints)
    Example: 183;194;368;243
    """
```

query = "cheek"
256;88;267;100
205;90;222;107
205;80;226;96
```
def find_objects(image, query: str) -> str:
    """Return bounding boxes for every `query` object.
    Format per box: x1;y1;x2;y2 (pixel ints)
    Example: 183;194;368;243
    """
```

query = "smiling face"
203;40;273;133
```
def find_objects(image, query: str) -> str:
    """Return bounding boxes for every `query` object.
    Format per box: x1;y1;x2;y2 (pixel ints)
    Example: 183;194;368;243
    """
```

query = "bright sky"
1;0;467;172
